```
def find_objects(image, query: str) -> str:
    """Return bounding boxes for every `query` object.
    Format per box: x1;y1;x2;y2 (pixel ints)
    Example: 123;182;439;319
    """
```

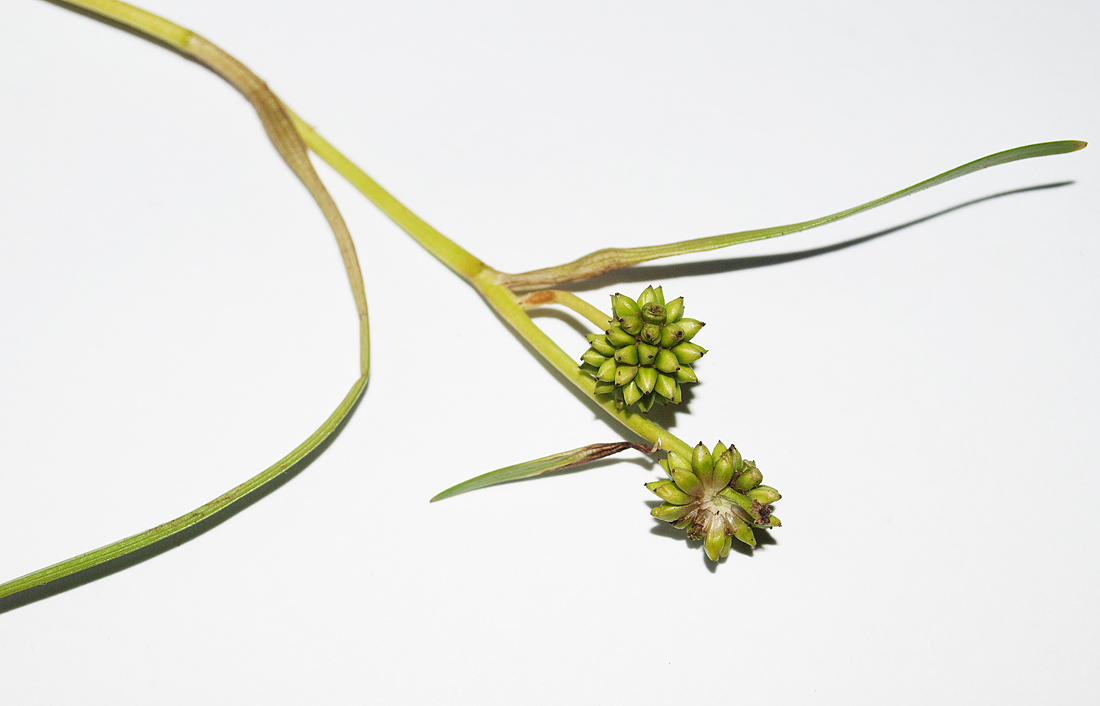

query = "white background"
2;0;1098;703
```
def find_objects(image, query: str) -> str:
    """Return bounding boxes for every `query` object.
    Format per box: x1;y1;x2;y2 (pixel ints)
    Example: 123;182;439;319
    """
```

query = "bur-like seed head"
580;286;706;411
648;441;781;561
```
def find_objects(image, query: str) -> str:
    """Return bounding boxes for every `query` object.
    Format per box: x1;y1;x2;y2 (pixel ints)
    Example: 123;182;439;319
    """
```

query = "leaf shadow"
560;182;1075;291
0;378;368;615
507;182;1074;444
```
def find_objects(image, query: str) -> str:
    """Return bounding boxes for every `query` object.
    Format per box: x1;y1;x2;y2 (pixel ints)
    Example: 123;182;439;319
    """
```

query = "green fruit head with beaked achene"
579;286;705;412
649;441;781;561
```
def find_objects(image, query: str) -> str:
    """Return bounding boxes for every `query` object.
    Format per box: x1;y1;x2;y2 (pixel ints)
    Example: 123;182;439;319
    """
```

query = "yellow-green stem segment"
3;0;693;604
518;290;613;330
2;0;371;602
287;118;693;457
475;273;694;459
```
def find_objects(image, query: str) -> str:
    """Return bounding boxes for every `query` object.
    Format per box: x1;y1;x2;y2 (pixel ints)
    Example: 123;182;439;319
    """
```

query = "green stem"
4;0;697;603
475;273;694;459
2;0;372;603
287;111;486;283
61;0;194;49
518;290;612;330
291;120;693;458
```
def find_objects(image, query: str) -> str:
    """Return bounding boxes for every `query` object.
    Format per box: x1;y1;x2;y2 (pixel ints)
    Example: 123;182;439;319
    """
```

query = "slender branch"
57;0;371;373
497;140;1088;291
1;0;372;602
287;123;694;458
473;273;694;459
518;290;612;330
287;110;488;283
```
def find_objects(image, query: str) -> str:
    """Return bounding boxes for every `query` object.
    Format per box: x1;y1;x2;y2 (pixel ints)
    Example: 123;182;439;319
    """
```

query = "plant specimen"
0;0;1086;605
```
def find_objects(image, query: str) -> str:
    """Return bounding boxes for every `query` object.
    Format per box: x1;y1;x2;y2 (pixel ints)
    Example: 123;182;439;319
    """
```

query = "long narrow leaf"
432;442;653;502
501;140;1087;290
1;0;370;607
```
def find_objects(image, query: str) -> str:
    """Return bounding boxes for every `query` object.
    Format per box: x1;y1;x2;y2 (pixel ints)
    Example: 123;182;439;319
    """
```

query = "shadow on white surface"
560;181;1076;290
0;383;367;615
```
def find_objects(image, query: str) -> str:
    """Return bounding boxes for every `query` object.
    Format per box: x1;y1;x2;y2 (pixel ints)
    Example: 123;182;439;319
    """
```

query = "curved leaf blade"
502;140;1087;289
431;442;653;502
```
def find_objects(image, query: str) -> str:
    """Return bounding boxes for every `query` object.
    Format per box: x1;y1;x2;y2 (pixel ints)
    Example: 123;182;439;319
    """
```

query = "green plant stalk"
1;0;694;603
51;1;370;374
2;0;372;601
292;120;694;458
285;110;485;283
80;0;690;456
517;289;614;330
7;0;1086;596
474;271;695;459
46;1;1086;470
